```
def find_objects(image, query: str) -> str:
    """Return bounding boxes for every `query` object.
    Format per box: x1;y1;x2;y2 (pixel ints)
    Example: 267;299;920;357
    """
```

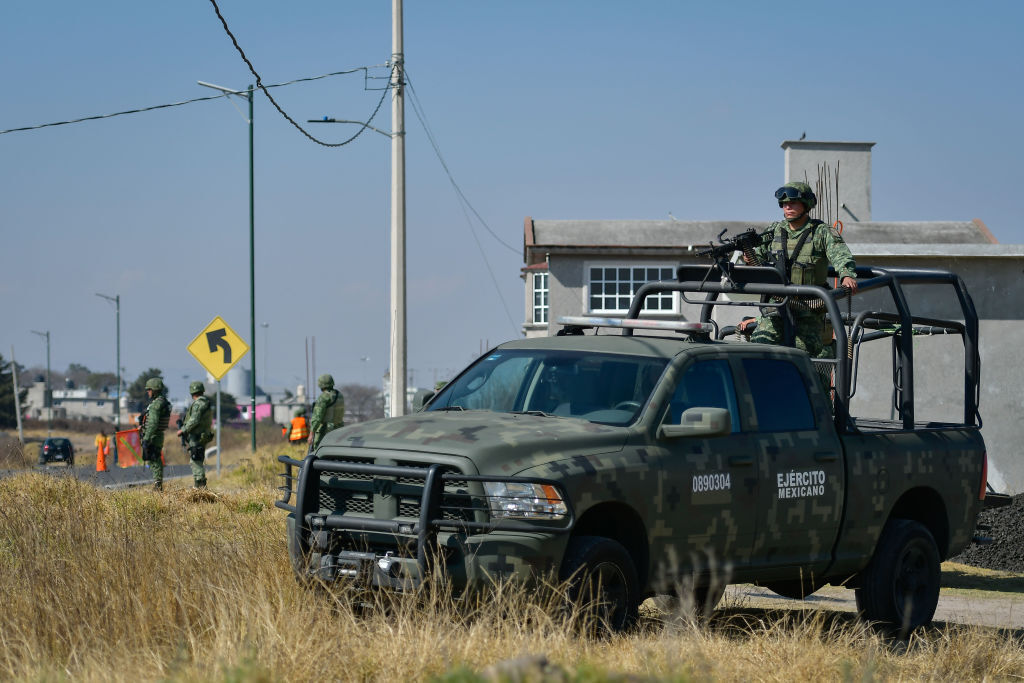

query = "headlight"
483;481;568;520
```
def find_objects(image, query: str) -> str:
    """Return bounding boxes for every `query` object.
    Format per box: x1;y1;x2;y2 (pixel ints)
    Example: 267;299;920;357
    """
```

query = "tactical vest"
323;391;345;429
769;220;829;286
152;397;171;432
188;395;214;446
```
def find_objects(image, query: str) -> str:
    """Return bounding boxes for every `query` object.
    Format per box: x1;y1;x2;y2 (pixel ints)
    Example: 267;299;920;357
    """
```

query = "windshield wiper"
436;405;466;411
510;410;556;418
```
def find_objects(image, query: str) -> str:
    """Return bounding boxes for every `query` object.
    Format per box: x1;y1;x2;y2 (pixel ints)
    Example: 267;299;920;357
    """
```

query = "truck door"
657;357;760;576
739;356;845;570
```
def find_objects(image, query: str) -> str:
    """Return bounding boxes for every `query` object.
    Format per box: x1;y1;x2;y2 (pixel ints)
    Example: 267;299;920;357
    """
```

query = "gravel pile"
949;494;1024;572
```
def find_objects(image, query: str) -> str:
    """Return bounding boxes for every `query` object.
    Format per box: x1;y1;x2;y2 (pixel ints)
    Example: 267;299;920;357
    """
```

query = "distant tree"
0;353;28;429
127;368;164;411
65;363;91;388
340;383;385;423
86;372;118;392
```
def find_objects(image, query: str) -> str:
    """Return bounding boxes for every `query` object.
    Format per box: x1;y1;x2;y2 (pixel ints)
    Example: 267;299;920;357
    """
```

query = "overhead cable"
208;0;388;148
0;68;381;137
405;70;521;336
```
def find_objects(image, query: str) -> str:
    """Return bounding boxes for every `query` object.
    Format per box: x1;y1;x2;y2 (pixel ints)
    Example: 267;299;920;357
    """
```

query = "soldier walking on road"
176;381;214;488
309;374;344;451
141;377;171;491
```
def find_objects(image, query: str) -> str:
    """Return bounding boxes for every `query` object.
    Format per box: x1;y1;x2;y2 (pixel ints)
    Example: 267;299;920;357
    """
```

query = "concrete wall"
782;140;874;222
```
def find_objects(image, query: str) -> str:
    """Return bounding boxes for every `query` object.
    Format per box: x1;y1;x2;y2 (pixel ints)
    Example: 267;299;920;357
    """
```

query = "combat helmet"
145;377;165;393
294;407;306;417
317;373;335;390
189;380;205;395
774;181;817;210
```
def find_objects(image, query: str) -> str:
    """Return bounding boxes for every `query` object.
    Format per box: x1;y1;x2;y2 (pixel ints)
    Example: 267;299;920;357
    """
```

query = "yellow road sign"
187;316;250;380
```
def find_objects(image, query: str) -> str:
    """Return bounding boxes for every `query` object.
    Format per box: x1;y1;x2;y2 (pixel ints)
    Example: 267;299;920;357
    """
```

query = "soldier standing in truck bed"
741;181;859;357
309;373;344;451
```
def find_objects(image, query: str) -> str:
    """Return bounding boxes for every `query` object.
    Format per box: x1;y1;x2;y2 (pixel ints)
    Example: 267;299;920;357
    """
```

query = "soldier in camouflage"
309;373;344;451
141;377;171;491
176;380;213;488
741;181;858;357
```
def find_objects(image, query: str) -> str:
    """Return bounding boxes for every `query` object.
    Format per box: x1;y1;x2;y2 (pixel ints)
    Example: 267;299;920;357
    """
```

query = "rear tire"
560;536;639;632
855;519;940;634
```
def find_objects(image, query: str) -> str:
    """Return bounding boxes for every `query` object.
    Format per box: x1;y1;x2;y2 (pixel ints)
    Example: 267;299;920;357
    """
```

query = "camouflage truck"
277;264;997;632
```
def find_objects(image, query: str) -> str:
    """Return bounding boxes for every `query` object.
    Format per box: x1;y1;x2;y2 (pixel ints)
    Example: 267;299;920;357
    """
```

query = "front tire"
560;536;640;632
855;519;940;633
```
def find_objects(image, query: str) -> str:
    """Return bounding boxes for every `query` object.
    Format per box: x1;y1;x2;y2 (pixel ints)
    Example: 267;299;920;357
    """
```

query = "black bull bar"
275;455;574;581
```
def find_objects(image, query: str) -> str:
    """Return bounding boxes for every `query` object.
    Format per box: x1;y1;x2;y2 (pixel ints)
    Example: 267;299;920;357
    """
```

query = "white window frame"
532;272;549;324
585;263;678;315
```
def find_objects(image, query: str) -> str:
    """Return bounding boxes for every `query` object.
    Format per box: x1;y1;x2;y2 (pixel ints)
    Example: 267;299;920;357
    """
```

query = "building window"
588;265;675;313
532;272;549;324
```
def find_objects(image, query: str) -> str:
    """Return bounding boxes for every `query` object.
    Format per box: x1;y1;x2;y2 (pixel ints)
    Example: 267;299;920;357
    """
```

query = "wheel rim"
893;540;933;622
592;560;628;626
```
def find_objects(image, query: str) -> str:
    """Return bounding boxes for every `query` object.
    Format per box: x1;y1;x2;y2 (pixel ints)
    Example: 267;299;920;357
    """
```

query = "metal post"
389;0;407;417
248;84;257;453
96;292;121;464
198;79;257;453
216;380;222;477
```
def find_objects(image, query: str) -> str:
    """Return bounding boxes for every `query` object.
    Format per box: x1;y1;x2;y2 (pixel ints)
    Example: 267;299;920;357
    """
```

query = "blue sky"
2;1;1022;404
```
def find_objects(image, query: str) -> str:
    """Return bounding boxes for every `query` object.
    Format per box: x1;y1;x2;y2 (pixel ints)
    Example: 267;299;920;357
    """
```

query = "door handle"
814;452;838;462
729;454;754;467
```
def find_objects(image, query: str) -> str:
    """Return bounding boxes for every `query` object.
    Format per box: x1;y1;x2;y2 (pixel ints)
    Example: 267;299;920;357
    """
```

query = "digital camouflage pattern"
141;392;171;449
181;394;213;449
284;330;985;602
310;387;344;450
749;219;856;355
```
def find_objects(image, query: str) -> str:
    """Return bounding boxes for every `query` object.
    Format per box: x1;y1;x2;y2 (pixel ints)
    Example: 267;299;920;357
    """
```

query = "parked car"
39;437;74;467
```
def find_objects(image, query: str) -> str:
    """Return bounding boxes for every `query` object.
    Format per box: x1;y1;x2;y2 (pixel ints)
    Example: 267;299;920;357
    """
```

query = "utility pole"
10;345;23;444
30;330;51;435
390;0;407;417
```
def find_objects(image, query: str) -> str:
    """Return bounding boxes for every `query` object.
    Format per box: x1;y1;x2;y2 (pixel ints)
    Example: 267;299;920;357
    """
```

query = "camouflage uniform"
141;378;171;490
310;374;345;450
180;381;213;488
749;186;856;358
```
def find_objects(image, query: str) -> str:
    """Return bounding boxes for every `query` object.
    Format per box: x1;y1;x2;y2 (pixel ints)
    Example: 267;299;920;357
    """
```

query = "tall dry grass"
2;449;1024;681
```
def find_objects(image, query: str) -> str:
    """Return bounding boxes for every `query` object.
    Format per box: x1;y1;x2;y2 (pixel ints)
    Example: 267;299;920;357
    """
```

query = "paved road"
726;584;1024;630
2;462;197;489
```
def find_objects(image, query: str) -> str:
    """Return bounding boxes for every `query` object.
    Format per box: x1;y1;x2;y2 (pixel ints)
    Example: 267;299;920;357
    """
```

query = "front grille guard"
276;455;574;577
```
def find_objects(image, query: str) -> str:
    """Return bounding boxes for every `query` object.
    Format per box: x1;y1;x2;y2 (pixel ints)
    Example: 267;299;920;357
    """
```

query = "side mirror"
412;389;435;412
658;407;731;439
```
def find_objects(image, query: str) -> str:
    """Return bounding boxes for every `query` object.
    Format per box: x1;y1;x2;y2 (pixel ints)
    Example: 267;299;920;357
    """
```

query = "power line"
0;68;381;137
405;72;520;255
404;70;520;337
208;0;388;148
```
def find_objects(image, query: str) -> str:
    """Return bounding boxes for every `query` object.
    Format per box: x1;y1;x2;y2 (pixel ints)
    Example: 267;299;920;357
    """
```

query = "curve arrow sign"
206;329;232;364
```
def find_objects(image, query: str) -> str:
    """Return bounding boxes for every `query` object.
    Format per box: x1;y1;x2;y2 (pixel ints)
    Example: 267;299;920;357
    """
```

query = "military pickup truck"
277;265;992;632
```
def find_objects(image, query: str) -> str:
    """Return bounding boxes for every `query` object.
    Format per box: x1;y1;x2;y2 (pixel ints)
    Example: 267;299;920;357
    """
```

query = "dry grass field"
2;442;1024;681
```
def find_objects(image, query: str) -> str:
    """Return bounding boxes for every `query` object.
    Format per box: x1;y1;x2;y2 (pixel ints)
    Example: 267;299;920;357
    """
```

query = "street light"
95;293;120;428
260;322;269;390
199;79;257;452
30;330;51;435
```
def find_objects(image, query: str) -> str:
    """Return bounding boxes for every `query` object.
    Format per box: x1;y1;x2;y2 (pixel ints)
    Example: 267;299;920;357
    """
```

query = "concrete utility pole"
390;0;407;417
95;293;120;432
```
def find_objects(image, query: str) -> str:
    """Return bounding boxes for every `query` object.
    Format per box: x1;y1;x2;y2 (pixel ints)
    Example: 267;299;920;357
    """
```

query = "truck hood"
320;411;628;474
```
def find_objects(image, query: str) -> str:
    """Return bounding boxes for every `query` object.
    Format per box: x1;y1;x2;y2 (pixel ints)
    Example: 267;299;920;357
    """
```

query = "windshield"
426;348;668;426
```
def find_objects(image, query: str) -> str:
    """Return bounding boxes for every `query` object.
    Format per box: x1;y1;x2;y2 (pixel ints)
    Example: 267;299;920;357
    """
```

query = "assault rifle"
695;228;766;266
